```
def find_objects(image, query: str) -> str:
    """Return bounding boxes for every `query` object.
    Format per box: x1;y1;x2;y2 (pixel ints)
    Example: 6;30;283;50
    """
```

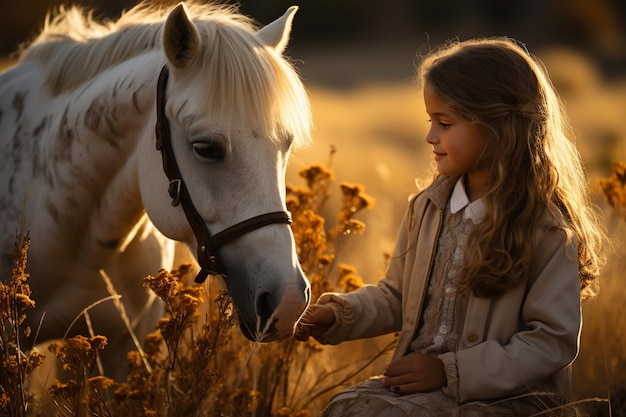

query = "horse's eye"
193;141;225;161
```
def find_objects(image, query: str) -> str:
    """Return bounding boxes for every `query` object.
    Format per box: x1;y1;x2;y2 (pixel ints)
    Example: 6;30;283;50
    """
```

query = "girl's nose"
425;127;438;144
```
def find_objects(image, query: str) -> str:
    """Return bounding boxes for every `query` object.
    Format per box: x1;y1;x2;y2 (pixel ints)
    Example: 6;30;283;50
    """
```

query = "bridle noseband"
155;65;292;284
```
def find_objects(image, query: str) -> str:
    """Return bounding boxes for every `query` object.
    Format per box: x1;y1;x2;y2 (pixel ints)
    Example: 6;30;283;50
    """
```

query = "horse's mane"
19;1;312;147
19;2;252;93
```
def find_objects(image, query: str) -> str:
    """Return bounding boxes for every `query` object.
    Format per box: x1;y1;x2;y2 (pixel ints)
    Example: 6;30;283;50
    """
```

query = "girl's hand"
293;304;335;341
381;353;446;394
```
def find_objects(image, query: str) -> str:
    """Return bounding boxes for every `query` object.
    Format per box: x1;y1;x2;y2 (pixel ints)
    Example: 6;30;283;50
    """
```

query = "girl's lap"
321;376;542;417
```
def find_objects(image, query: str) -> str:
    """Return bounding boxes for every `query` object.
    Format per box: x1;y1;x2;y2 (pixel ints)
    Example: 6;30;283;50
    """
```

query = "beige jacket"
316;175;581;404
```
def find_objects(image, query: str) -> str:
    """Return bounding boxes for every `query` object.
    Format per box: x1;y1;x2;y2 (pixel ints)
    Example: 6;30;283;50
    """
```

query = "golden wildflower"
317;254;334;266
13;292;34;313
47;336;113;416
0;232;45;417
297;164;334;212
144;269;180;303
292;210;327;269
11;233;30;284
89;375;115;390
26;349;45;374
0;387;9;408
599;161;626;221
49;335;108;376
304;339;324;352
286;185;315;213
2;351;19;375
172;262;194;279
173;293;201;322
231;388;261;414
338;182;375;221
277;406;292;416
1;232;35;330
143;331;164;360
113;348;156;415
337;264;365;292
299;164;334;190
334;219;367;238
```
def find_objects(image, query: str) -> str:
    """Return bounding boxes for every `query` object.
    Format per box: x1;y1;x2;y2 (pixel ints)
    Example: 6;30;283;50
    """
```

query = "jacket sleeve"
313;201;416;345
439;231;581;403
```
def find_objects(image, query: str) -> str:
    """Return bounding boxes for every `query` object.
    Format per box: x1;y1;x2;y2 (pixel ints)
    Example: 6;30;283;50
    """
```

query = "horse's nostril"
256;292;275;321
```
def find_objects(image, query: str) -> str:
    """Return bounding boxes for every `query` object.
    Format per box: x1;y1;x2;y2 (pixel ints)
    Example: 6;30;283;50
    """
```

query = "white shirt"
450;177;485;224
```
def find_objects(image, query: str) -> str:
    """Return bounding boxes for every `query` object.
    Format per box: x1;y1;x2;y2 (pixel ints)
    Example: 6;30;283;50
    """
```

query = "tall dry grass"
573;162;626;417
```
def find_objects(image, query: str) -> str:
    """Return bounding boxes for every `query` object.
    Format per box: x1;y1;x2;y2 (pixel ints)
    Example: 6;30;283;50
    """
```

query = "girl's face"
423;85;489;199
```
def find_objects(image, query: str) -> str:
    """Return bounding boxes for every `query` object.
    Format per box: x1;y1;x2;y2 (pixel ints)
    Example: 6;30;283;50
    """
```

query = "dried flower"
0;232;45;416
337;264;365;292
48;335;108;376
47;335;114;415
299;164;334;191
337;182;375;223
599;161;626;221
2;154;382;417
144;269;180;304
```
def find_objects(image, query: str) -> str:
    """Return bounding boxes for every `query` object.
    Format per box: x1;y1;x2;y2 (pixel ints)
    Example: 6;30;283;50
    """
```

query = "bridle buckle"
168;179;182;206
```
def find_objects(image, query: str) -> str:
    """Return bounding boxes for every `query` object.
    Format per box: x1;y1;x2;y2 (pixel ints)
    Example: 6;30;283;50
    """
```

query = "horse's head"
139;3;312;342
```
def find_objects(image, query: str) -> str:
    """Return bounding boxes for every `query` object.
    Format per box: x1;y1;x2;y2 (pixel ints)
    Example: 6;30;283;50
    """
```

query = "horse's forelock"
185;23;312;148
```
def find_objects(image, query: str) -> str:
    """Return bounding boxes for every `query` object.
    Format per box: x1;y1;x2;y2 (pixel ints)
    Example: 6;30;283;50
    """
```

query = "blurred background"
2;1;626;83
2;0;626;414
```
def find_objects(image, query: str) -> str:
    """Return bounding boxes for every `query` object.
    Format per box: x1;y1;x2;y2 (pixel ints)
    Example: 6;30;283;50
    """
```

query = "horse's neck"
44;54;162;265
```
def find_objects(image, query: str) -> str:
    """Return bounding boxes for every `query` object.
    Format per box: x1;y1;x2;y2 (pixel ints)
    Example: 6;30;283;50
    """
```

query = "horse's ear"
163;3;200;69
256;6;298;54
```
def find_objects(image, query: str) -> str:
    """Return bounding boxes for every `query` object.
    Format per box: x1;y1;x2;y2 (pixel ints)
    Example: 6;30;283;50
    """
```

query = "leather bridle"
155;65;292;284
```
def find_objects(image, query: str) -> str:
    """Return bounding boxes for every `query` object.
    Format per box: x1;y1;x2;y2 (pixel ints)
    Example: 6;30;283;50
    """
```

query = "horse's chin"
238;318;294;343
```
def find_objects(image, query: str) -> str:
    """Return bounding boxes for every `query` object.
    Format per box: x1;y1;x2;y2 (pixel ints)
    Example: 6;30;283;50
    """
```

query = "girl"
295;37;607;416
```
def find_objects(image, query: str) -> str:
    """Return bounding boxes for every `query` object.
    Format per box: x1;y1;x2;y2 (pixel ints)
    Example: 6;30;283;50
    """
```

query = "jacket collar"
424;175;458;211
425;175;485;224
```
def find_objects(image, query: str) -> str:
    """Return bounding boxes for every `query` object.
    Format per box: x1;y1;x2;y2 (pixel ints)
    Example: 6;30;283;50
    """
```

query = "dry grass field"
1;40;626;416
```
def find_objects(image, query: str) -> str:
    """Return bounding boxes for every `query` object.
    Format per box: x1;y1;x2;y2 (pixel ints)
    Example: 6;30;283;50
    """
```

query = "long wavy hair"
417;37;606;299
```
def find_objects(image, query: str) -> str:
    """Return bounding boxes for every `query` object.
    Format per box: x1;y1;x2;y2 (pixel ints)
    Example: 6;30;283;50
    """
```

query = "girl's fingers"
381;354;447;394
384;377;432;395
294;322;310;341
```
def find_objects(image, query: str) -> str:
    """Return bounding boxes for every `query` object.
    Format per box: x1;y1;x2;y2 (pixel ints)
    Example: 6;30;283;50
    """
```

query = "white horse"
0;1;311;373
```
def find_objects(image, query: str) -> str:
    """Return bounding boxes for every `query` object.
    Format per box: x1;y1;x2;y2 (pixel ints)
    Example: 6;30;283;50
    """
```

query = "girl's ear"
163;3;201;69
256;6;298;54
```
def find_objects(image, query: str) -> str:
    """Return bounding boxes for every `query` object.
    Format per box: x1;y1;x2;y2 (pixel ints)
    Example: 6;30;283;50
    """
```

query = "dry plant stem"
46;335;113;416
286;344;318;408
294;338;397;412
61;296;121;341
0;231;42;417
1;157;382;417
100;270;152;374
527;398;609;417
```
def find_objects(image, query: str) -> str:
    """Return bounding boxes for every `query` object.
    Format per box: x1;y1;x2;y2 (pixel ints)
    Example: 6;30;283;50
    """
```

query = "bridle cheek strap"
155;65;292;284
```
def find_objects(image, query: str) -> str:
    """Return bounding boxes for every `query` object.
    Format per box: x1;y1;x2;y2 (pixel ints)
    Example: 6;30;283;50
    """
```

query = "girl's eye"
427;119;451;128
193;141;226;161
